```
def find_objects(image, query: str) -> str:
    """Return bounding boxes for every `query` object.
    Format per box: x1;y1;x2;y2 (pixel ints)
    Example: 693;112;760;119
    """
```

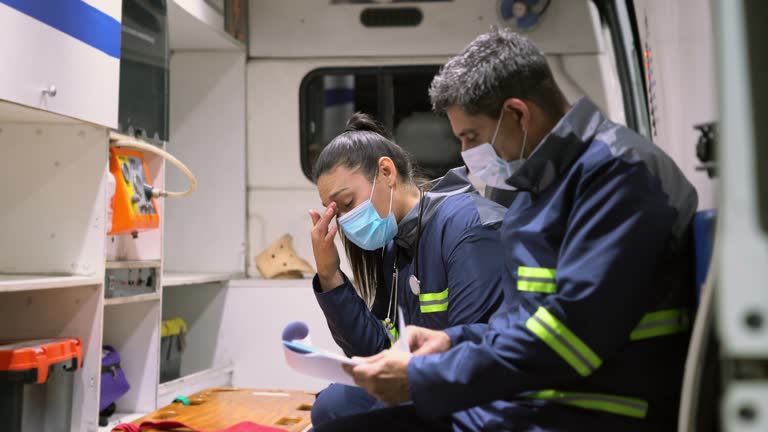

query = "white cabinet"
0;111;167;432
0;123;108;276
0;108;109;432
0;1;121;128
168;0;244;51
0;1;248;429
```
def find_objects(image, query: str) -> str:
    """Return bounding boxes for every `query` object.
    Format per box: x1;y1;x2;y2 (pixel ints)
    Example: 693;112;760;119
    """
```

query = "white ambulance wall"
224;279;342;392
166;51;247;274
249;0;602;58
633;0;718;210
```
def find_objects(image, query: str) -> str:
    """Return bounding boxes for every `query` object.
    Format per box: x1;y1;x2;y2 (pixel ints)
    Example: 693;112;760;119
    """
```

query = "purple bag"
100;345;130;412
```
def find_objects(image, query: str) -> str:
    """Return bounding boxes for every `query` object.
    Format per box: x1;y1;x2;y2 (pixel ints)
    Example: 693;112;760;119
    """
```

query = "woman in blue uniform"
307;113;507;426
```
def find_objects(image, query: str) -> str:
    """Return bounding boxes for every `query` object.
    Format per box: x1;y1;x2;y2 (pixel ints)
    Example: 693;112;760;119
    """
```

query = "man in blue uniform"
313;28;697;431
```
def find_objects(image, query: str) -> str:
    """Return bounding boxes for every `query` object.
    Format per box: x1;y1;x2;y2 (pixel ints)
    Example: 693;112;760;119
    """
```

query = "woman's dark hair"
313;112;415;307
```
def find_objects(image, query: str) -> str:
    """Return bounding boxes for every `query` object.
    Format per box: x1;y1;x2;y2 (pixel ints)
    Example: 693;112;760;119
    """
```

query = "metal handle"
42;85;57;97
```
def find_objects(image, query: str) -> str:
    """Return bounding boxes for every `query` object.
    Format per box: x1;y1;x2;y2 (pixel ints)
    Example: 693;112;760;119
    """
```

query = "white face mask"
461;109;527;191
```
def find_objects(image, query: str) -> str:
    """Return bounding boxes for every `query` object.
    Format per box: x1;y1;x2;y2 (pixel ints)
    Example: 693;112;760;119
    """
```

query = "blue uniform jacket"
313;168;507;358
408;98;698;431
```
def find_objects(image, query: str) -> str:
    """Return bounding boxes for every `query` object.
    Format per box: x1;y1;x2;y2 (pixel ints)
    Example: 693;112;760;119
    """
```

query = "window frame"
299;64;444;181
592;0;652;138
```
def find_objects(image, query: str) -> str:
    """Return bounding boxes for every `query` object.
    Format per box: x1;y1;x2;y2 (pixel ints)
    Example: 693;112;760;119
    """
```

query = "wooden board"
129;388;315;432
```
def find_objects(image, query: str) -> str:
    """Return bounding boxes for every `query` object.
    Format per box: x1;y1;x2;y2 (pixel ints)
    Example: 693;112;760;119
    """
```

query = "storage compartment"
0;285;102;432
162;283;228;379
0;124;107;277
165;51;246;276
159;318;187;383
0;1;121;127
103;301;162;415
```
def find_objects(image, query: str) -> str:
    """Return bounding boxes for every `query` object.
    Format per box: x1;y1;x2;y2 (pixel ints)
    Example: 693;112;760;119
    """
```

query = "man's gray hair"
430;27;565;119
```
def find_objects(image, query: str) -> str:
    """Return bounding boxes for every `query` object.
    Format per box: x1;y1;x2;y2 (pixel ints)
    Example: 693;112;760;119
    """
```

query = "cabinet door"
0;0;121;127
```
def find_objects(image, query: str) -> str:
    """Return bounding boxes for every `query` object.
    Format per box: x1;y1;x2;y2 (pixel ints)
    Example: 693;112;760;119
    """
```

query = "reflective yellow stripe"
529;389;648;419
418;288;449;302
518;266;556;279
386;325;399;344
517;280;557;293
420;303;449;313
526;307;602;376
419;288;449;313
517;267;557;293
382;320;399;346
630;308;690;341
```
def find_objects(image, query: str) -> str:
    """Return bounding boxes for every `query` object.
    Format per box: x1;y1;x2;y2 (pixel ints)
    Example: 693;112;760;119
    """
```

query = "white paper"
393;306;410;353
282;321;359;386
281;307;408;386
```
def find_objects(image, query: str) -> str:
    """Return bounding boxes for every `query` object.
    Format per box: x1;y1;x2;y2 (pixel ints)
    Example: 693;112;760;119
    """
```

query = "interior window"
300;66;463;181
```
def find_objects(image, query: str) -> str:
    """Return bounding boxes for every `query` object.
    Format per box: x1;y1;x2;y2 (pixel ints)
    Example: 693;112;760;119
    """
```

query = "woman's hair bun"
344;112;393;140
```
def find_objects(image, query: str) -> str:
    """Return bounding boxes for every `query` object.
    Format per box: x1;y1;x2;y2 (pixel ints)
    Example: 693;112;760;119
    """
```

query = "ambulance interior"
0;0;763;431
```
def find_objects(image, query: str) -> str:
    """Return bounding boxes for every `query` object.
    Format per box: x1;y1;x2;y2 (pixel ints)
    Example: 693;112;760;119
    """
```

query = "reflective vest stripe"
518;266;556;279
518;267;557;293
528;389;648;419
526;307;602;376
420;303;449;313
419;288;449;313
630;308;690;341
517;280;557;293
382;320;400;346
418;289;449;302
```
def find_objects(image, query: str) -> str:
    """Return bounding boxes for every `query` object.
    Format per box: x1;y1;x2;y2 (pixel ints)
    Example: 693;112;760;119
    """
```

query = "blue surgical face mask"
338;175;397;251
461;109;528;191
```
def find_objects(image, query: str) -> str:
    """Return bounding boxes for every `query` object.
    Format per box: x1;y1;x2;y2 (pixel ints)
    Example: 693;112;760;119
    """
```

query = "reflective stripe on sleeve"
419;288;449;313
528;389;648;419
630;308;690;341
525;307;602;376
517;266;557;293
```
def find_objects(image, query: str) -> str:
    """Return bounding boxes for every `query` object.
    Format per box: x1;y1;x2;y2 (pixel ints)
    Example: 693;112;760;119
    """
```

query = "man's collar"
506;97;605;194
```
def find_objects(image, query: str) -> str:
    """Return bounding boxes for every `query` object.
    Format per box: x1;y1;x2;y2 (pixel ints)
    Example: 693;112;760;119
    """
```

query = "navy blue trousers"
311;383;384;426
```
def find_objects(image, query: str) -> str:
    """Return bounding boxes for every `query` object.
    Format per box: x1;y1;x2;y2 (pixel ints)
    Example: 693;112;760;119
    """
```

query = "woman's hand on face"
309;202;344;291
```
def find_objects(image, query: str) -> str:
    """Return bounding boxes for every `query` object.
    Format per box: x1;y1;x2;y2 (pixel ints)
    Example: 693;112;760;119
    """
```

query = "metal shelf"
157;363;235;407
105;292;161;306
97;412;148;432
162;272;238;287
106;260;162;269
0;274;100;293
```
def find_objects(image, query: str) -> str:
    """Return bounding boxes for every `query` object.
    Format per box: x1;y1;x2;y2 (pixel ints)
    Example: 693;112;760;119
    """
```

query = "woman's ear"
378;157;397;188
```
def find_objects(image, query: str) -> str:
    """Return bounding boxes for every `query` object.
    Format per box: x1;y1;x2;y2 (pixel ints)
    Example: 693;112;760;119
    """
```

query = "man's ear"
503;98;531;132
